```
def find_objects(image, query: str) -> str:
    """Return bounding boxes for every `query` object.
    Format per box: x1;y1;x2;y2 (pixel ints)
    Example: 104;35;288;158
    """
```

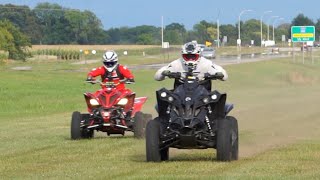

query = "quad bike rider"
71;50;151;140
146;42;238;162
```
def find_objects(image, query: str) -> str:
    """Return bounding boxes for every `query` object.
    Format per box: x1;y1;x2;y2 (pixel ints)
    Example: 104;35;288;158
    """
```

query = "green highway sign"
291;26;315;42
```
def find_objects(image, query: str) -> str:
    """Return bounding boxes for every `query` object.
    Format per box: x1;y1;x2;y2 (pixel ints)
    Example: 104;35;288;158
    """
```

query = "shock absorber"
205;116;214;136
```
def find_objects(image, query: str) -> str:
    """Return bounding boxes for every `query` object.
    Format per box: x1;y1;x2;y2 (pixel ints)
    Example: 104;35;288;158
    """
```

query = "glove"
161;70;171;76
204;73;211;79
86;76;95;84
215;72;224;80
204;72;224;80
126;78;135;84
168;72;181;79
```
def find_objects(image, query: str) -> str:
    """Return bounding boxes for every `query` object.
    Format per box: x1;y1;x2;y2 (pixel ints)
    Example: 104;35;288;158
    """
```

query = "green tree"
33;3;71;44
0;20;31;60
275;23;290;44
137;34;153;44
0;27;14;50
291;14;314;26
289;14;315;39
315;19;320;42
219;24;237;46
164;30;183;45
0;4;42;44
242;19;261;46
164;23;186;44
192;20;217;44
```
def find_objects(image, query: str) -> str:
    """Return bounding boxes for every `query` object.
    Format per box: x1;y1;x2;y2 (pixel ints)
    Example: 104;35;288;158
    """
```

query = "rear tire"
216;116;239;161
71;111;82;140
146;118;163;162
134;111;151;138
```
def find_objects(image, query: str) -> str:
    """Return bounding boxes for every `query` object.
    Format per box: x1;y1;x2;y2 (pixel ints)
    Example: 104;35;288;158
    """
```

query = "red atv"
71;79;151;139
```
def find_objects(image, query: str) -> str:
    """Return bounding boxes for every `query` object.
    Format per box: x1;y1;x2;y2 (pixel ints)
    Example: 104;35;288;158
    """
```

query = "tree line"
1;3;320;60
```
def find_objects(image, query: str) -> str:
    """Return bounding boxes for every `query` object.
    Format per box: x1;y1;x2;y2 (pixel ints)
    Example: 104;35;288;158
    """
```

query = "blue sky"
0;0;319;30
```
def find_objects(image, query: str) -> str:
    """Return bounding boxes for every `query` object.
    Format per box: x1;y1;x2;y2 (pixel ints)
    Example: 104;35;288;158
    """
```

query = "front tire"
71;111;82;140
216;116;239;161
229;116;239;160
71;112;94;140
146;118;165;162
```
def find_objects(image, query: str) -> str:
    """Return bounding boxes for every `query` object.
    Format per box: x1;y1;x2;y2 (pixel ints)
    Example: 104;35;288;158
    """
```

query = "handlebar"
203;72;224;80
85;78;134;87
163;71;224;81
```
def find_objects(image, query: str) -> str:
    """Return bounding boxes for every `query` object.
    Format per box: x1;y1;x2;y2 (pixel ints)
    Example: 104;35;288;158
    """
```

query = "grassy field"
1;56;320;179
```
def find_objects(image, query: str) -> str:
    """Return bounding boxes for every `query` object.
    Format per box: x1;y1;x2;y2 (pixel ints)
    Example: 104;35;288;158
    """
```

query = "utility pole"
161;16;163;48
217;19;220;48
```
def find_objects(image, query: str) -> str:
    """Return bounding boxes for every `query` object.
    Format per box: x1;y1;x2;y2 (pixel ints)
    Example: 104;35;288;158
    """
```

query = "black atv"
146;71;238;162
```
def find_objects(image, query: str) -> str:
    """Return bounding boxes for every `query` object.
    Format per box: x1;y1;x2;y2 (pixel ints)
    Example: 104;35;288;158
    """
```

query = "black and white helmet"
102;50;118;72
181;42;201;70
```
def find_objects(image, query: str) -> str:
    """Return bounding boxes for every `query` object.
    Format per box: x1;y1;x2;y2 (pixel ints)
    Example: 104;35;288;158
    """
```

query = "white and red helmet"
181;42;201;70
102;50;118;72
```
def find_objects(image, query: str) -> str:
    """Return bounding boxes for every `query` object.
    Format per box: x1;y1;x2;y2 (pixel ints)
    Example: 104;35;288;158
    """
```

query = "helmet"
102;50;118;72
181;42;201;70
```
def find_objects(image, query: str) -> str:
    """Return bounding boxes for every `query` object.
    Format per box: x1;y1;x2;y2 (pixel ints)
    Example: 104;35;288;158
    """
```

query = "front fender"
84;92;100;113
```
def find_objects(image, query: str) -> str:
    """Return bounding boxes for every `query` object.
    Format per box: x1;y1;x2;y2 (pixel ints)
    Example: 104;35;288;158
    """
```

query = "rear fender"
131;97;148;116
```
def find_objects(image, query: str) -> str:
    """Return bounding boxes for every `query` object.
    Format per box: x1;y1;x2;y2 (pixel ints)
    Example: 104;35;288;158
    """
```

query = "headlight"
203;97;209;103
160;92;167;97
168;96;174;102
90;99;100;106
117;98;128;105
211;94;217;100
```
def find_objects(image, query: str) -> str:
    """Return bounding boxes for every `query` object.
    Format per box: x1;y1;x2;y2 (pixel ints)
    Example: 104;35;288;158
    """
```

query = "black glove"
161;70;171;76
204;72;224;80
86;77;95;84
204;73;211;79
168;72;181;79
215;72;224;80
126;78;135;84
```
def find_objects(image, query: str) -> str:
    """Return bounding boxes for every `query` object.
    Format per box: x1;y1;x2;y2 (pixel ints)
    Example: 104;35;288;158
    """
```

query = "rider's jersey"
88;65;134;90
154;57;228;90
154;57;228;81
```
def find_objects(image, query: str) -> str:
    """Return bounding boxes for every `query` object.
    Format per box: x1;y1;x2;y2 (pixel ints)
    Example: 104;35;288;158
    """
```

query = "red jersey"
87;65;134;90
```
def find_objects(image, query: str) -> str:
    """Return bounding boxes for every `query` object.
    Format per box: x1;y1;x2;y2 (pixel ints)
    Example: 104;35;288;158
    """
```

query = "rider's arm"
154;59;182;81
87;66;105;80
118;65;134;80
154;66;169;81
208;63;228;81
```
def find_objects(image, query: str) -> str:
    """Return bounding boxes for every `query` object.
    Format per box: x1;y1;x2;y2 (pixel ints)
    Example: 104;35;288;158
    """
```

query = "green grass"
1;57;320;179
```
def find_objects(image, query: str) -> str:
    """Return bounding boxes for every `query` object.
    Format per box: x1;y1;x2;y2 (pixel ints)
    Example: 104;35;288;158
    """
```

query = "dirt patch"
286;71;315;85
29;55;58;60
11;66;32;71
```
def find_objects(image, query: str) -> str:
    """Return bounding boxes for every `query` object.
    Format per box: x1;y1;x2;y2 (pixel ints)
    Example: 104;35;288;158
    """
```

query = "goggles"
103;61;117;68
182;54;199;61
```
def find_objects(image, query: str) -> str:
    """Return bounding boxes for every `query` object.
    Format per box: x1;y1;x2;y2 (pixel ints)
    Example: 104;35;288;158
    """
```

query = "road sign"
291;26;315;42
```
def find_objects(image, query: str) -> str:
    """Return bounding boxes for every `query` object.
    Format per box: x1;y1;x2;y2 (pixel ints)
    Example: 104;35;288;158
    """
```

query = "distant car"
201;47;216;59
198;44;206;51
